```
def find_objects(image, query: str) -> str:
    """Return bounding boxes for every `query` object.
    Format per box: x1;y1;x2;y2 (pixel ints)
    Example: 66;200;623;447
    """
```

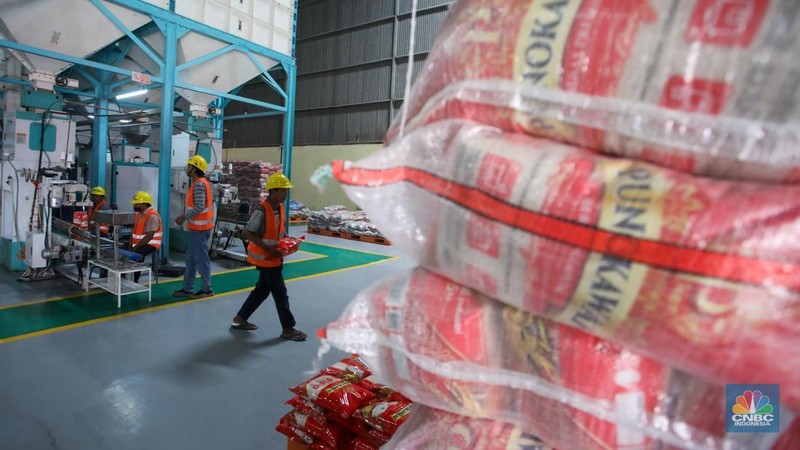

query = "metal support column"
157;20;179;257
91;84;109;188
281;62;296;226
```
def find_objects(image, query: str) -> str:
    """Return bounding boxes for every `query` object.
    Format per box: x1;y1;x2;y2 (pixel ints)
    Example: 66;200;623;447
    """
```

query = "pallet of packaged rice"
307;206;389;245
277;354;413;449
218;161;284;217
325;268;800;450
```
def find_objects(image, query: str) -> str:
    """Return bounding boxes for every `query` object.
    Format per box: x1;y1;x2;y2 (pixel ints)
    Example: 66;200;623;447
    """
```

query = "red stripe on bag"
333;160;800;290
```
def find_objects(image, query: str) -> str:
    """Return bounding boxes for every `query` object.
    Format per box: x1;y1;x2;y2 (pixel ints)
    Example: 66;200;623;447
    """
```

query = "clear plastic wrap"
387;0;800;182
382;404;553;450
325;268;797;450
333;119;800;411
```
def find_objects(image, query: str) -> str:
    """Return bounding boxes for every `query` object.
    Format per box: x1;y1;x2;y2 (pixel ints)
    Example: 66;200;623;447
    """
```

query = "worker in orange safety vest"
130;190;162;284
173;154;214;298
87;186;111;235
229;173;306;341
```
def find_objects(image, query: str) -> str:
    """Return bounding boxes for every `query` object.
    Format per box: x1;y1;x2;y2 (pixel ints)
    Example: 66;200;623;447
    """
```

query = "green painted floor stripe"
0;242;393;342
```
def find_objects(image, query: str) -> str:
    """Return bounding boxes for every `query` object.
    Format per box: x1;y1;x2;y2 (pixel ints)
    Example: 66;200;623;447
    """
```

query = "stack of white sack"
387;0;800;183
333;119;800;411
325;268;799;450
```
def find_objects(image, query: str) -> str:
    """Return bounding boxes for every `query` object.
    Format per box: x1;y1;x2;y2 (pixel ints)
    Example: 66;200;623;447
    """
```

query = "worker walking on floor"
87;186;110;235
130;191;162;284
231;173;306;341
173;155;214;298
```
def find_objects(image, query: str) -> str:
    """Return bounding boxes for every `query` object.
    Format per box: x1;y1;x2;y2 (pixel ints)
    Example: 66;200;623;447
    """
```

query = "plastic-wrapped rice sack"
333;120;800;409
326;268;797;450
382;404;552;450
388;0;800;182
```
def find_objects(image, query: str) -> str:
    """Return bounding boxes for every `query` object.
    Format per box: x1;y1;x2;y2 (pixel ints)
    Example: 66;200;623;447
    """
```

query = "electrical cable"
399;0;420;140
210;139;218;172
28;103;56;232
7;159;22;243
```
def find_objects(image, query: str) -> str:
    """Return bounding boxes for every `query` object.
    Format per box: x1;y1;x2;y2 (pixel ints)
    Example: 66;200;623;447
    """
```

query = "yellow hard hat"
186;155;208;173
265;173;294;190
131;191;153;205
90;186;106;196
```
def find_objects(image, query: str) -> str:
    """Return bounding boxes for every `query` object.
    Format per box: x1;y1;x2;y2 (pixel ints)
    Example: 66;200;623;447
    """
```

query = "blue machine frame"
0;0;298;255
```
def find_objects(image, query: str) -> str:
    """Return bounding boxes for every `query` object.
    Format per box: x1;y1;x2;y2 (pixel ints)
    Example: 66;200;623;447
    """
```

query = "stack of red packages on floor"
276;354;414;449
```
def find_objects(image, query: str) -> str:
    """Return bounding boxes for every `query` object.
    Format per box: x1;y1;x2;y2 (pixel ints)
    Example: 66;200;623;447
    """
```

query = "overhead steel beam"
0;39;164;83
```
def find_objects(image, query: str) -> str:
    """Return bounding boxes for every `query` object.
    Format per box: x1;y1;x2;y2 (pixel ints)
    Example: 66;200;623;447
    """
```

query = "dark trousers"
133;245;157;283
237;265;296;330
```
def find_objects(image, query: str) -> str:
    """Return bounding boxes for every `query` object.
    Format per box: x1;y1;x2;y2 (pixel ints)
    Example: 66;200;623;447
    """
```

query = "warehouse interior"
2;0;800;449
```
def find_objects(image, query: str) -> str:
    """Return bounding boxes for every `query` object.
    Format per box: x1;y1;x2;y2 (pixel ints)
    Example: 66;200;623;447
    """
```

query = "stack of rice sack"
389;0;800;183
290;200;312;221
324;0;800;448
219;161;283;218
277;355;413;449
326;269;795;449
308;205;347;230
308;207;386;239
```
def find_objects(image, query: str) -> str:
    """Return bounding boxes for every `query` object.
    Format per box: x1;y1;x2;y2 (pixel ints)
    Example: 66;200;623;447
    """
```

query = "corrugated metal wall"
223;0;454;148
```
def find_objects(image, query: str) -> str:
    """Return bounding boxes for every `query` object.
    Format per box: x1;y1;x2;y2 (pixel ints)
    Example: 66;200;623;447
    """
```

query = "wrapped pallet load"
324;0;800;447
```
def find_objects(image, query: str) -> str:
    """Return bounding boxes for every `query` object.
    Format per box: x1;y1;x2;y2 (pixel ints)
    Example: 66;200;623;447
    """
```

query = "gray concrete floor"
0;230;414;449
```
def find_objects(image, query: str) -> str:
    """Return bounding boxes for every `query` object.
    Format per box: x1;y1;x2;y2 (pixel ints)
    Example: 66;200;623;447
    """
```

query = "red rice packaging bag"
277;235;305;256
286;395;327;421
323;354;372;382
327;411;392;447
325;268;795;450
350;437;380;450
333;120;800;410
357;379;411;403
382;404;552;450
281;410;347;449
354;400;413;435
773;417;800;450
388;0;800;182
289;373;377;419
275;419;335;450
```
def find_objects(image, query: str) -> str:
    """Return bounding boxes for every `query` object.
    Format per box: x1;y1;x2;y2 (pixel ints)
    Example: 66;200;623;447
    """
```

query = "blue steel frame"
0;0;298;255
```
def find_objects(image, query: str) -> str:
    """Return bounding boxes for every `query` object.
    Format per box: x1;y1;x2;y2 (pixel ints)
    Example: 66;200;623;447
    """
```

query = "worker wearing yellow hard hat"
130;191;162;283
173;154;214;298
88;185;110;235
230;172;306;341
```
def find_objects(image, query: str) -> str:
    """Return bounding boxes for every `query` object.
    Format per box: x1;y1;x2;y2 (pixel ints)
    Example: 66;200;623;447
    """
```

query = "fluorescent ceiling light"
116;89;148;100
119;119;131;123
88;115;95;119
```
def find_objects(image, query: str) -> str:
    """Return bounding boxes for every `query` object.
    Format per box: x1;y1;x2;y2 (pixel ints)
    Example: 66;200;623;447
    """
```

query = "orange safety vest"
186;177;214;231
87;200;110;234
246;201;285;268
132;207;163;249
